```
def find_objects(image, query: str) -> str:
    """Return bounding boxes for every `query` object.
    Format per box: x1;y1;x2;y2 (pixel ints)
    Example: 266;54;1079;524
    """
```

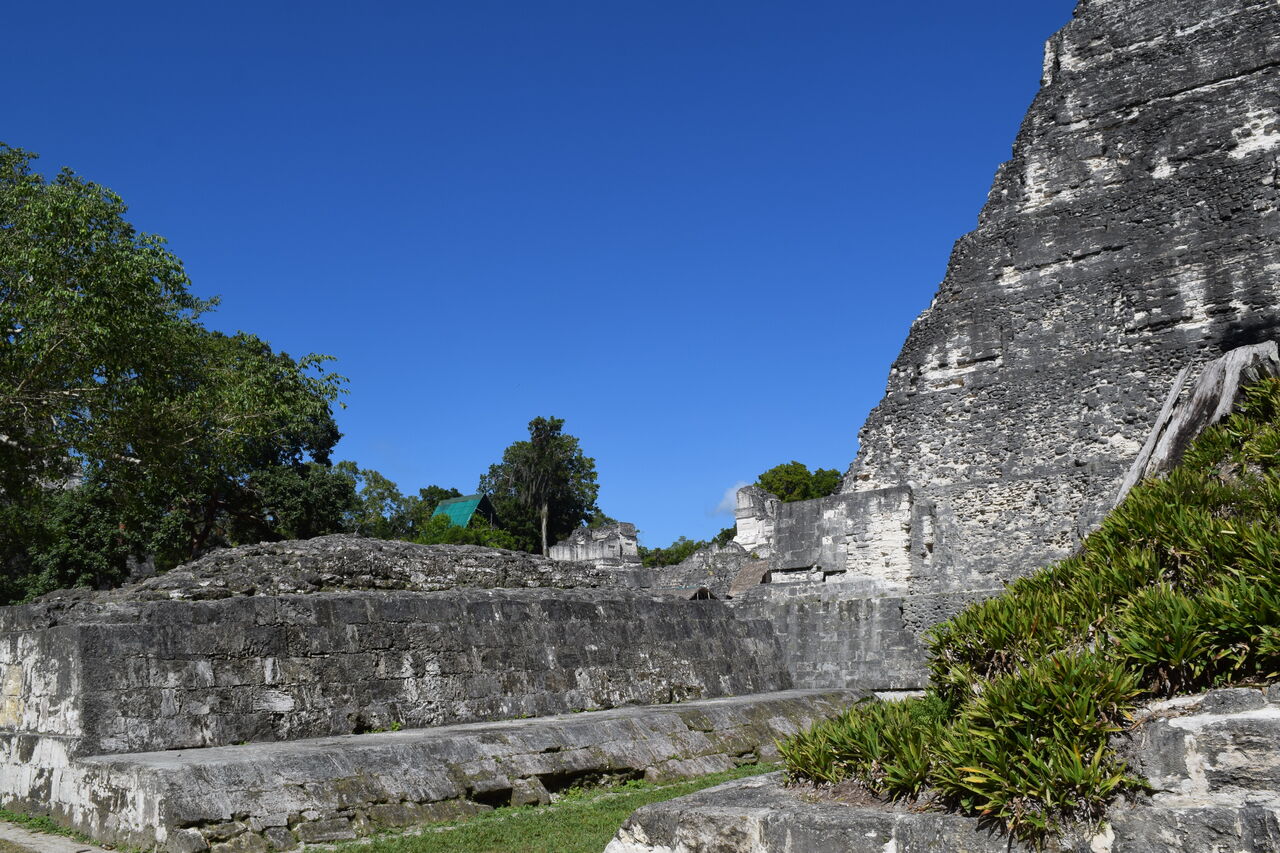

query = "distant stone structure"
548;522;640;568
727;0;1280;692
646;541;761;600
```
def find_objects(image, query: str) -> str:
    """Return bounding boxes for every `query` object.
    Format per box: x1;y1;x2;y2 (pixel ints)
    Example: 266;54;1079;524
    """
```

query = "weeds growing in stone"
342;764;774;853
780;378;1280;842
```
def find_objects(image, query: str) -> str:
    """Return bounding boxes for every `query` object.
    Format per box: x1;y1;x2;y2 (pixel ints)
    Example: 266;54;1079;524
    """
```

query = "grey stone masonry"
33;535;645;607
609;688;1280;853
6;689;857;851
0;587;788;759
731;583;931;691
842;0;1280;591
648;543;755;599
728;0;1280;693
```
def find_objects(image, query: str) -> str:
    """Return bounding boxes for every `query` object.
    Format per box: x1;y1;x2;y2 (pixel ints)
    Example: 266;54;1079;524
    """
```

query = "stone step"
1126;688;1280;799
30;688;859;852
608;688;1280;853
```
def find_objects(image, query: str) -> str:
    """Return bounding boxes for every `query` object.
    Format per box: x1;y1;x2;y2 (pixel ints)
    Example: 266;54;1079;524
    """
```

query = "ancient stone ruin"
547;522;641;569
0;538;850;847
2;0;1279;850
611;0;1280;848
724;0;1280;695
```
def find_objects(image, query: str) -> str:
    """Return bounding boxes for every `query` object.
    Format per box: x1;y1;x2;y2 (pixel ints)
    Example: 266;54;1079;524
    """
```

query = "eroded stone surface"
33;535;642;608
731;0;1280;692
548;523;641;568
648;543;755;599
0;587;789;757
612;689;1280;852
17;689;856;850
844;0;1280;589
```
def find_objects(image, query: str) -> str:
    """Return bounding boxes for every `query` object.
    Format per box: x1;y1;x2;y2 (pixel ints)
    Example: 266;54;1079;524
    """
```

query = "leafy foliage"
756;461;841;503
412;514;521;550
639;536;706;568
479;416;600;555
0;145;349;600
639;526;736;568
782;378;1280;841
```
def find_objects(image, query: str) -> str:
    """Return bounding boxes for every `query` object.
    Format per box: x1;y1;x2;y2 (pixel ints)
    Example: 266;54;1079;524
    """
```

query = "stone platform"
28;689;857;851
608;688;1280;853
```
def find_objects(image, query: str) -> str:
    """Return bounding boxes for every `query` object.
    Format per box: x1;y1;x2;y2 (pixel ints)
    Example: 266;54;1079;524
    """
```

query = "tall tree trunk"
540;501;549;556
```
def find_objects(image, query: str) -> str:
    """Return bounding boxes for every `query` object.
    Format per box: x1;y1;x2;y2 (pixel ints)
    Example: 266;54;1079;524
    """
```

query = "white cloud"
713;481;750;516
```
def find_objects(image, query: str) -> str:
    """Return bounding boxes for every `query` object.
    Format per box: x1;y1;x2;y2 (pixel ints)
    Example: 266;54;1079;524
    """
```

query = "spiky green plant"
782;378;1280;842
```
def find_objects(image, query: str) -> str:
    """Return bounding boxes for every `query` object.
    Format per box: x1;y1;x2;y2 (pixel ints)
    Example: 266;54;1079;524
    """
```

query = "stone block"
209;834;268;853
260;827;297;851
167;829;210;853
1200;688;1267;716
511;776;551;807
293;818;356;843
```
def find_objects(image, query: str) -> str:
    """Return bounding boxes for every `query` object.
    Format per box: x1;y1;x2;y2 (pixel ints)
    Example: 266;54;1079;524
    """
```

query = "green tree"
129;329;346;561
639;536;705;568
407;485;465;538
756;461;842;503
0;145;348;598
412;514;520;549
479;416;599;555
337;462;413;539
0;143;207;498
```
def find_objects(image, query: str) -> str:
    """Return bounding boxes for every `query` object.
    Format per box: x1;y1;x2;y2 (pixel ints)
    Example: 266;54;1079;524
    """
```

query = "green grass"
341;764;774;853
781;378;1280;843
0;808;94;844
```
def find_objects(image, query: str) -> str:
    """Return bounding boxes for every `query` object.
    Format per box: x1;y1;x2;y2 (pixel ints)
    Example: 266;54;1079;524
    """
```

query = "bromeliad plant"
780;378;1280;842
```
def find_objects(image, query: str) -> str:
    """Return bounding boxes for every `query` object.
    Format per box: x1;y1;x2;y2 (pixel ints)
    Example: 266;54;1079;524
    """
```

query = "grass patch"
781;378;1280;842
342;764;774;853
0;808;94;844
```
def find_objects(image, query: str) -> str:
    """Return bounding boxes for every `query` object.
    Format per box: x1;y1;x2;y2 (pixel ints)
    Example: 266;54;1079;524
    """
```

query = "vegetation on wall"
781;378;1280;841
755;460;841;502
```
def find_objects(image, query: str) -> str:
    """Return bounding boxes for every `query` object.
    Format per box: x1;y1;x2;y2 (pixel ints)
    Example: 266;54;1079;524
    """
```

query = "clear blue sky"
8;1;1077;547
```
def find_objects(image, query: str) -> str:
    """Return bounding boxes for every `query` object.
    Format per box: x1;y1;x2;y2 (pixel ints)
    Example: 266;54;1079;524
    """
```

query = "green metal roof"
432;494;486;528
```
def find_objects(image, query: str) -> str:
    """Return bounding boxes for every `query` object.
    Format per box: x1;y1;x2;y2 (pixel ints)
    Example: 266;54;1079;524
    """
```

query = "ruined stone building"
2;0;1279;849
728;0;1280;691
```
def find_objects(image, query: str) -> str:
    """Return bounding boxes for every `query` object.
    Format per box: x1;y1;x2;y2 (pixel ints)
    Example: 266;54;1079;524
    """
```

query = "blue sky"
7;1;1077;547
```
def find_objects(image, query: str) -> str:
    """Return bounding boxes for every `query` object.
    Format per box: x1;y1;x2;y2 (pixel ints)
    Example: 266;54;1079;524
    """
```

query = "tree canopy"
0;145;349;600
479;416;600;555
755;460;842;503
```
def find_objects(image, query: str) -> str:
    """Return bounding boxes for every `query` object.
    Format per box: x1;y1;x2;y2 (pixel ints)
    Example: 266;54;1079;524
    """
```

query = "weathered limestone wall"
647;542;757;599
843;0;1280;586
734;486;778;560
1;587;789;758
8;689;856;851
731;0;1280;691
34;535;645;605
732;586;930;690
